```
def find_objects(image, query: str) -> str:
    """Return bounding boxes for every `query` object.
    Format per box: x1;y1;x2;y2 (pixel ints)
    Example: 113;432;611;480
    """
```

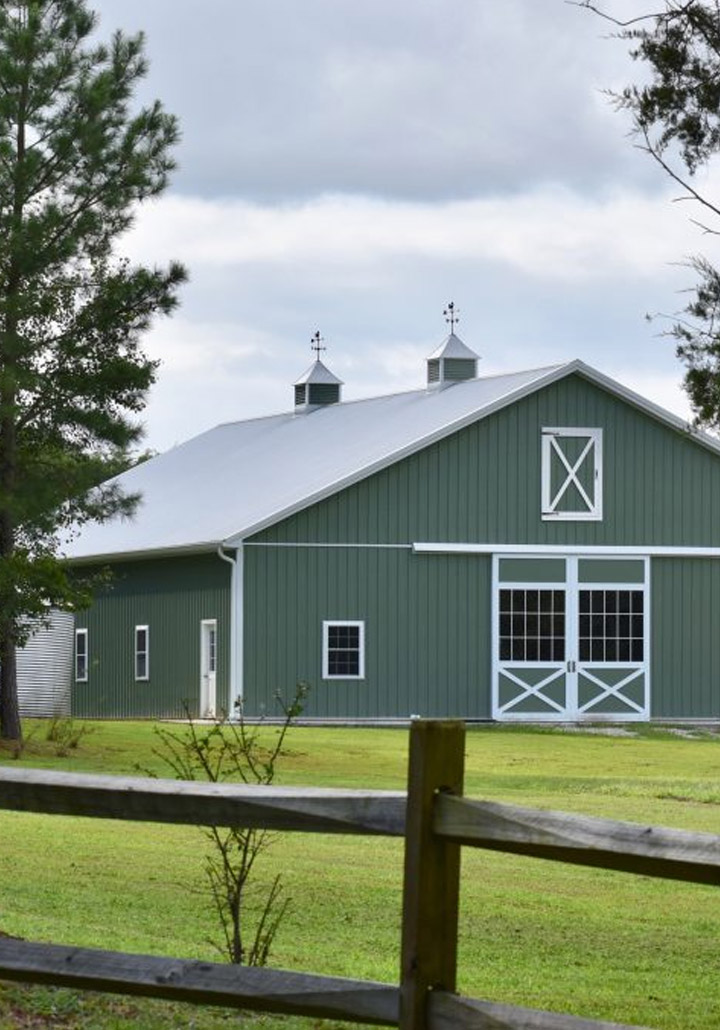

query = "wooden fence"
0;719;718;1030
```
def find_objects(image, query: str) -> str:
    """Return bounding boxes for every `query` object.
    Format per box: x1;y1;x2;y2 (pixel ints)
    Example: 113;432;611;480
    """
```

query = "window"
498;589;565;662
75;628;88;682
323;621;365;679
579;589;644;663
135;625;149;681
541;427;602;520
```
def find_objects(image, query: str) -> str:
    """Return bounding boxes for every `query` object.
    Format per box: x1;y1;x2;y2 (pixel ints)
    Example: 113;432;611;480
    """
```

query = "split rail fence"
0;720;719;1030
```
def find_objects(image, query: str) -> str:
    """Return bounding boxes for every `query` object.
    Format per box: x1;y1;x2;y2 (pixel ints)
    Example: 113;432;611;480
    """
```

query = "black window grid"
499;589;566;663
578;590;644;663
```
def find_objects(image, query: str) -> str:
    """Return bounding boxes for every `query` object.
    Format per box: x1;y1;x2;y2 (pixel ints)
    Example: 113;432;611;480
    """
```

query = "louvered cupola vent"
293;332;344;412
427;304;480;389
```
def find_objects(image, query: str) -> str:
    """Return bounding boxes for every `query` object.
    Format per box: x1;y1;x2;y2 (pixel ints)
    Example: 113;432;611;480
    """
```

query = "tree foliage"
575;1;720;428
0;1;186;740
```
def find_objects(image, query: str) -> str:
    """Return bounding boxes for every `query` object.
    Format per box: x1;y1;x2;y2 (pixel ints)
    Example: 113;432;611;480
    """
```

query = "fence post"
399;719;465;1030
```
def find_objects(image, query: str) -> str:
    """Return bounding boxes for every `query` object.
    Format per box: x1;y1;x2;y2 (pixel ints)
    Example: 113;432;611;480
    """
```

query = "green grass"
1;719;720;1029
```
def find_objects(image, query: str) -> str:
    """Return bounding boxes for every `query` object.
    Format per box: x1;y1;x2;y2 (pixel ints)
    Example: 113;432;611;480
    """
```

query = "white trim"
541;427;602;521
415;542;720;557
322;620;365;680
74;627;88;683
236;544;244;707
218;544;242;710
243;541;412;550
134;624;149;682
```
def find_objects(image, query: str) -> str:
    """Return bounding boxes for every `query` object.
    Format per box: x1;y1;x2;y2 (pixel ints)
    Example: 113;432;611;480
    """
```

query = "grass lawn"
0;719;719;1029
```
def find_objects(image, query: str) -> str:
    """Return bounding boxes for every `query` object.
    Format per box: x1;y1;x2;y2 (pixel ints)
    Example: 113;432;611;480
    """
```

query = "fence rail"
0;719;715;1030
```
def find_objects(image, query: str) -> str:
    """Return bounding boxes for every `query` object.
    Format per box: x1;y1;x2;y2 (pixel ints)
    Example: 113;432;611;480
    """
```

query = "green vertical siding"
243;546;491;719
73;553;231;718
252;375;720;548
245;373;720;720
652;558;720;718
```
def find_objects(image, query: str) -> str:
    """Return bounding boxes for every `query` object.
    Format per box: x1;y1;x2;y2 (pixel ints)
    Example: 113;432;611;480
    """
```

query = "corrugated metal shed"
18;611;73;717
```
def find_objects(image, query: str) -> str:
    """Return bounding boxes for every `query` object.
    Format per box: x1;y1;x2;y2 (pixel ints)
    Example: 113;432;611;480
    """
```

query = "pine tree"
0;0;186;740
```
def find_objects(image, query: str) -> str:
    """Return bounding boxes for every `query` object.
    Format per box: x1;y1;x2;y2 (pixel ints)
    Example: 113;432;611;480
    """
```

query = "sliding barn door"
493;556;649;721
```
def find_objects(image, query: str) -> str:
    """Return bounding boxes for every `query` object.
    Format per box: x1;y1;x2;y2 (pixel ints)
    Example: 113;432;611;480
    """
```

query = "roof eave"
64;540;223;566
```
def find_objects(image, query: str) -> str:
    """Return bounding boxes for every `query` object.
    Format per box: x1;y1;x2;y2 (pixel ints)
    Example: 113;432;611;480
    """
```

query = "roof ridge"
211;361;569;431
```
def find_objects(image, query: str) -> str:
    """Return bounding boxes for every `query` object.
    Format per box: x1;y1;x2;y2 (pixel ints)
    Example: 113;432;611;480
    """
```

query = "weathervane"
443;302;459;332
311;330;326;360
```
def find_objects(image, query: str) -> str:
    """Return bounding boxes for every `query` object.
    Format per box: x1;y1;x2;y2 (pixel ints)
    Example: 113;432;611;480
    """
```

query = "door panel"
493;556;649;721
200;619;217;718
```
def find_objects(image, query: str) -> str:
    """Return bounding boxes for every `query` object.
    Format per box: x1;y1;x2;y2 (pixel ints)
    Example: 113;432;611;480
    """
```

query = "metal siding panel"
17;611;74;717
652;557;720;717
73;554;231;719
243;547;491;719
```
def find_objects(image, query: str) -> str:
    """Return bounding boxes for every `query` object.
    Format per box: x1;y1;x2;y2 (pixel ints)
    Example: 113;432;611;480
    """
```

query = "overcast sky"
92;0;714;451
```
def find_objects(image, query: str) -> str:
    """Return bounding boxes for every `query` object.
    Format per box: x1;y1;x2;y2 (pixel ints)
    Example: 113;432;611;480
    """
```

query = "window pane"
498;589;564;664
325;623;363;678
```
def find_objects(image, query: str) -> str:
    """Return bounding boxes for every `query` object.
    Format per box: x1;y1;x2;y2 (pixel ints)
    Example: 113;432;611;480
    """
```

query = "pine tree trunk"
0;56;25;745
0;626;21;742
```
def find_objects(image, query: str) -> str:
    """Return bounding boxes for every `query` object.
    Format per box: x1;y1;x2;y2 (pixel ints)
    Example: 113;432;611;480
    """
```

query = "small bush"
45;717;94;757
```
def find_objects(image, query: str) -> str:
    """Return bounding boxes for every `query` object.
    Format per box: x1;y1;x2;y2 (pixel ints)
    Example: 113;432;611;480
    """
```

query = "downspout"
217;542;243;714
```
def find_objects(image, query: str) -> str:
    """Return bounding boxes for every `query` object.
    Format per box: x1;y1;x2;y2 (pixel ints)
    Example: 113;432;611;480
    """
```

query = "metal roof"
427;332;480;362
64;359;709;562
293;358;344;386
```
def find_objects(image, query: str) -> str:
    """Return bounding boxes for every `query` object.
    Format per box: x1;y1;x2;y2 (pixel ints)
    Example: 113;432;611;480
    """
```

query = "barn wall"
253;374;720;548
73;553;231;718
247;373;720;720
243;545;491;719
651;557;720;718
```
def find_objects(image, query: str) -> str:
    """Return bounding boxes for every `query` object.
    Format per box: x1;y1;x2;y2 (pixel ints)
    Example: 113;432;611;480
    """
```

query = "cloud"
95;0;661;203
124;184;699;284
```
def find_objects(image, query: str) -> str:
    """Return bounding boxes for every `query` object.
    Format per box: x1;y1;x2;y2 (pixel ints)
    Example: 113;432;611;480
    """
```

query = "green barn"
66;334;720;723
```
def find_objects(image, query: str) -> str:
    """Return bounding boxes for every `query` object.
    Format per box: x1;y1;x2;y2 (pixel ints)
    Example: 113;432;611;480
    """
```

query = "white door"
493;556;649;721
200;619;217;718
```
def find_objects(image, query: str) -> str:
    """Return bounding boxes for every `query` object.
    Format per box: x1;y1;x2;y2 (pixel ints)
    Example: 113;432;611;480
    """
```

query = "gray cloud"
95;0;659;202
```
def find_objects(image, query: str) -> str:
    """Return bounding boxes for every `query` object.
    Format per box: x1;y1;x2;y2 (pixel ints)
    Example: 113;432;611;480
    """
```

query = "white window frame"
322;620;365;680
541;427;603;521
135;624;149;682
75;628;88;682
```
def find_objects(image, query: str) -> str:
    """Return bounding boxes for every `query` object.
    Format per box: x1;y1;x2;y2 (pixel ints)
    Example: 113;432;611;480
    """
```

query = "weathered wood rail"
0;719;717;1030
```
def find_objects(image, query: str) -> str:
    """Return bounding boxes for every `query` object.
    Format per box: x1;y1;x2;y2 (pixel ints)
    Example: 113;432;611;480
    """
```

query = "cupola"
294;332;343;411
426;303;480;388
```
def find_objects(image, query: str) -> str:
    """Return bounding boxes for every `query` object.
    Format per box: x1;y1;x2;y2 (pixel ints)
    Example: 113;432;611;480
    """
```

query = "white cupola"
426;303;480;388
294;332;343;411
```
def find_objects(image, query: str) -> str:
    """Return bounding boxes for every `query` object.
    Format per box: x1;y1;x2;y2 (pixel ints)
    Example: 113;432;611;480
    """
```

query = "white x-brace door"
541;428;603;521
492;556;649;721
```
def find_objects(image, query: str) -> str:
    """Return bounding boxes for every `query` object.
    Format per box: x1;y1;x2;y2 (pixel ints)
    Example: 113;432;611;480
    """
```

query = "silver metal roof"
64;359;708;562
427;332;480;362
293;358;344;386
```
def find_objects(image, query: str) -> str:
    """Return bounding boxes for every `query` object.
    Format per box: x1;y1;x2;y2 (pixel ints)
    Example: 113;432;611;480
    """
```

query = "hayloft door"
493;556;649;721
200;619;217;718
